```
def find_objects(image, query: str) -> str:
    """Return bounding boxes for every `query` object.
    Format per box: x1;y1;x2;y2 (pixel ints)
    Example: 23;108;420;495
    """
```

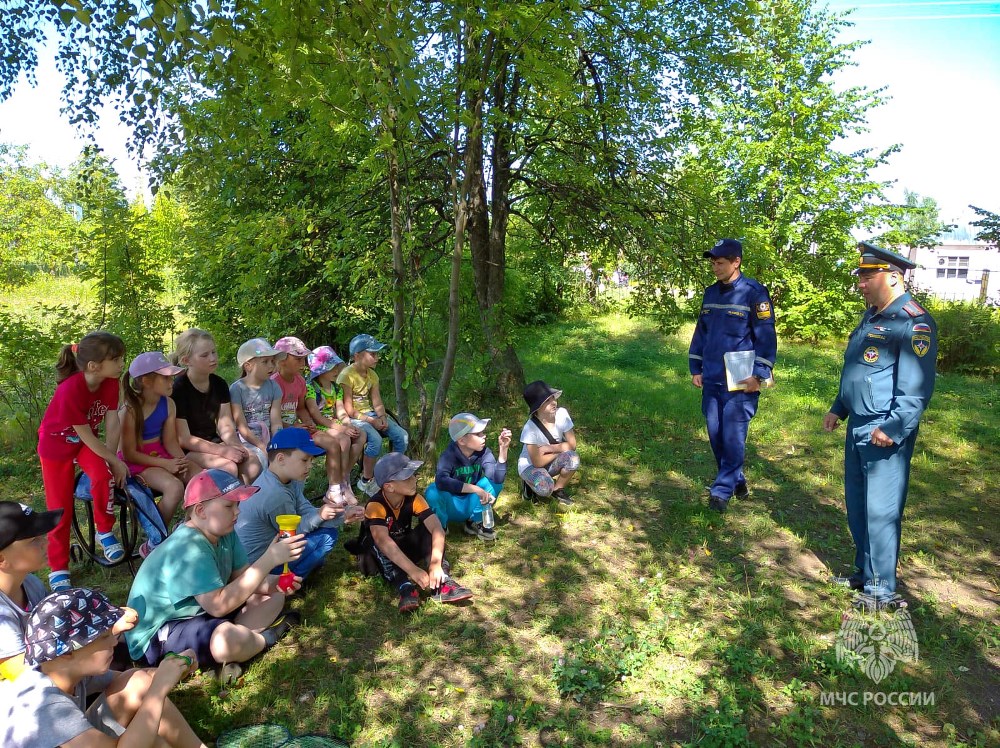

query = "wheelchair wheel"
71;485;141;568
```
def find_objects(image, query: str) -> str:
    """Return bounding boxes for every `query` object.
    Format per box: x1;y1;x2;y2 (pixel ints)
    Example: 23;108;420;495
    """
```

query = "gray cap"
374;452;423;487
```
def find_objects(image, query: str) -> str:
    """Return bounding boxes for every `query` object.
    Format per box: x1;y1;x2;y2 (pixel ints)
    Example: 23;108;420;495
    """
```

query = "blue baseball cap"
349;334;387;356
374;452;423;487
267;427;325;456
703;238;743;259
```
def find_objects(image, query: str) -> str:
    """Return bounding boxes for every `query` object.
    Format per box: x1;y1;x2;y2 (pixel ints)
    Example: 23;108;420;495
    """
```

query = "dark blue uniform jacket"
688;274;777;385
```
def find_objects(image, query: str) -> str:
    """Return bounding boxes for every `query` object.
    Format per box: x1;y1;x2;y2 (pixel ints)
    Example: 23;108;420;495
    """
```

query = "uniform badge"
863;346;879;363
911;334;931;357
756;301;772;320
912;322;931;333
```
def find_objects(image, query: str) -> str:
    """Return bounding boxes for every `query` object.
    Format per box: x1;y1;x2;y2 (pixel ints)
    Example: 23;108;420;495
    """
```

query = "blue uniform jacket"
830;292;937;442
688;274;777;385
434;440;508;495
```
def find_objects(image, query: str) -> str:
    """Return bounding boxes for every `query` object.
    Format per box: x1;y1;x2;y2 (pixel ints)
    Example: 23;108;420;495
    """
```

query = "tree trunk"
385;123;410;431
466;47;525;402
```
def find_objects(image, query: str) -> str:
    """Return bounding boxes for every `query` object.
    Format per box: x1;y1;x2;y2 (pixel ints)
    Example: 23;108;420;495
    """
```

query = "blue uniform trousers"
424;476;502;526
702;384;758;499
844;416;917;596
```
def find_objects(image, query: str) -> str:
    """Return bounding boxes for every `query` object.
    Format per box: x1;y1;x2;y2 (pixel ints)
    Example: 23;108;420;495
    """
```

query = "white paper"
724;350;773;392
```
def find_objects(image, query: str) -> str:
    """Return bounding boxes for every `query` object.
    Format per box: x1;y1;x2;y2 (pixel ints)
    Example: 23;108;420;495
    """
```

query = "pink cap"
183;469;259;508
274;336;311;357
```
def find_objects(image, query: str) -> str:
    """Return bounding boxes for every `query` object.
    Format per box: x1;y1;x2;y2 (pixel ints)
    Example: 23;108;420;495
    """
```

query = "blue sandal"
97;533;125;563
49;570;72;592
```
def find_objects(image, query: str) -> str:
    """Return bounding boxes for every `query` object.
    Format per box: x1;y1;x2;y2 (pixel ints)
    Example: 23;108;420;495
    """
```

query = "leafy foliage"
920;297;1000;376
969;204;1000;250
875;189;955;251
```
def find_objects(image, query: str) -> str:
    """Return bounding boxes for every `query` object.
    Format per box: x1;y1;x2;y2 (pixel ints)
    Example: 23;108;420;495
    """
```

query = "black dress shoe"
733;482;749;498
831;575;864;591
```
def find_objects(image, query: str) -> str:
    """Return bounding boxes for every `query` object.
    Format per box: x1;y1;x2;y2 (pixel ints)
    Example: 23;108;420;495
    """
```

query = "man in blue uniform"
824;242;937;611
689;238;777;513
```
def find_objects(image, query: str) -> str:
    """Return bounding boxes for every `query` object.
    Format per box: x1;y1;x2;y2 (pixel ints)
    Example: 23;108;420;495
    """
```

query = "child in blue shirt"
424;413;511;540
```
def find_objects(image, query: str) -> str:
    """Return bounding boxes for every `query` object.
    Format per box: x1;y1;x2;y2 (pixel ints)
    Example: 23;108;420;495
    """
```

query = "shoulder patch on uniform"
911;322;931;333
756;301;772;320
911;334;931;357
902;300;927;317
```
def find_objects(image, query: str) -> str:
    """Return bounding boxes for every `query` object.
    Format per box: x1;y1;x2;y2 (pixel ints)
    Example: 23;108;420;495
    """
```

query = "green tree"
0;144;77;287
876;189;955;260
969;205;1000;250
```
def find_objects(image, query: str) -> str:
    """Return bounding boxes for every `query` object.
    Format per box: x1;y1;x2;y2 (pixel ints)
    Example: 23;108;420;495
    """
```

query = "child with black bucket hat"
2;586;207;747
518;380;581;506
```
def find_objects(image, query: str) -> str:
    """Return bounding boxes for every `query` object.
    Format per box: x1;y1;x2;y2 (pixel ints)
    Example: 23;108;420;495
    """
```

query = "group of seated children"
5;327;583;745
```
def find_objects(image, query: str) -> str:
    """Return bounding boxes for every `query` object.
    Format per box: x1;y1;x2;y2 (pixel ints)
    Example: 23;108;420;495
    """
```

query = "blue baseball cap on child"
349;334;387;357
374;453;423;487
267;427;325;456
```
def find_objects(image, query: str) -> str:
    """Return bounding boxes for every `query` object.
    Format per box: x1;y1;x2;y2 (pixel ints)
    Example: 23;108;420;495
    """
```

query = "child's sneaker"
430;578;473;604
398;584;421;613
357;476;378;497
97;532;125;563
463;519;496;541
48;570;72;592
138;540;154;559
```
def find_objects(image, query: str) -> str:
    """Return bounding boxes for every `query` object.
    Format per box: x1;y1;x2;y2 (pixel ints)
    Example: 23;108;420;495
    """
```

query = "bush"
0;305;95;436
921;298;1000;376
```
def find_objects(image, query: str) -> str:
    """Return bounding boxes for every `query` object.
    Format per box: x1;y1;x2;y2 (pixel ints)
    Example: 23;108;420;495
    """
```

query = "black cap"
703;238;743;259
854;241;916;275
0;502;63;552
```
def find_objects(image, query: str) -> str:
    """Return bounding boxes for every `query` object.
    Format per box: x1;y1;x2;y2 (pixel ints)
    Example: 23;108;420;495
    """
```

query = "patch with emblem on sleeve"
863;346;879;363
911;334;931;357
912;322;931;333
756;301;772;319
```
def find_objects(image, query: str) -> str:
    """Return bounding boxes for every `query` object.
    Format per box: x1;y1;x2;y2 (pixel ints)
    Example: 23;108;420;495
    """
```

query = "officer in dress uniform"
824;242;937;610
689;239;777;513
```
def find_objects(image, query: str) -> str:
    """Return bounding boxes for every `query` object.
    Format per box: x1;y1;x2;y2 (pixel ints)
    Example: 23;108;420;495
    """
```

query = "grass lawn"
1;312;996;747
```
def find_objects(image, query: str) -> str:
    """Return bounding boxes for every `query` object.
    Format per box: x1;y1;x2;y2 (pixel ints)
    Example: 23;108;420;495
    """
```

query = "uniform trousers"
844;416;918;596
701;384;758;500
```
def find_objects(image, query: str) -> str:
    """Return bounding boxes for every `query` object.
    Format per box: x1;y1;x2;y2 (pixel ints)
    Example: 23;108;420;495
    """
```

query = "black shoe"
708;495;729;513
552;489;573;506
832;575;864;591
261;610;300;648
733;482;749;498
852;592;907;612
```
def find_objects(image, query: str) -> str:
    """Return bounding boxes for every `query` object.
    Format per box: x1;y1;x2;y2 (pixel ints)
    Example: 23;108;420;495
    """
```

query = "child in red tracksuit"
37;331;129;591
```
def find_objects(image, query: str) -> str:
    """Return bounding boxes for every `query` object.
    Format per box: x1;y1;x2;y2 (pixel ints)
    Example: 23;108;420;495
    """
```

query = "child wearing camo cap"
2;587;206;747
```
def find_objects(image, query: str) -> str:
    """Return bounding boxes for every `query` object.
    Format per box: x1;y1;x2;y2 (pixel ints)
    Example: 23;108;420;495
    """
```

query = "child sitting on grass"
272;336;357;505
424;413;511;541
0;501;63;682
518;380;581;506
4;587;207;748
236;428;363;581
305;345;367;501
338;334;408;496
346;453;472;614
171;328;257;483
125;470;304;677
120;352;188;536
230;338;285;472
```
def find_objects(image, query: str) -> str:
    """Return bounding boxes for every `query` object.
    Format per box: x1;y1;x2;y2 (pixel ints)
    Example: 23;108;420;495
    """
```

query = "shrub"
921;298;1000;376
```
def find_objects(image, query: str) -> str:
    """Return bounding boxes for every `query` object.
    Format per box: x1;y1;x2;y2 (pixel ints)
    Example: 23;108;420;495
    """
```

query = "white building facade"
907;242;998;304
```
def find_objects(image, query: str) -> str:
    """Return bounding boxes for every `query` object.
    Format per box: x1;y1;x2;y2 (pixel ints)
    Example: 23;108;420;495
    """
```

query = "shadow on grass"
3;312;996;746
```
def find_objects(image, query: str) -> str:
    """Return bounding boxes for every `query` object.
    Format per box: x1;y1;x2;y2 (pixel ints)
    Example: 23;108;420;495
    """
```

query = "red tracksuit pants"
39;447;116;572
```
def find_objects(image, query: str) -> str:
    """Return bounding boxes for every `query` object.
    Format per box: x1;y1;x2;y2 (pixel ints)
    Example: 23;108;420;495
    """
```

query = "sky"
0;4;998;229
